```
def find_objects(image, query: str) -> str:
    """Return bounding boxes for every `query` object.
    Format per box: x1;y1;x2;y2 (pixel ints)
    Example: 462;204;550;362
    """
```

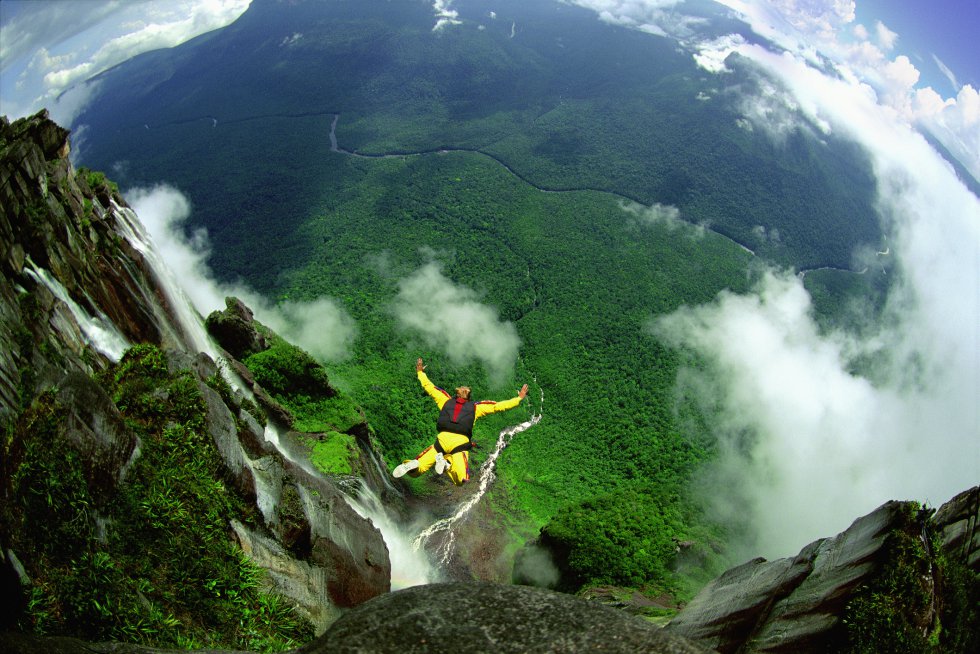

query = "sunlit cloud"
0;0;251;122
874;20;898;51
702;0;978;180
127;184;358;363
392;262;520;384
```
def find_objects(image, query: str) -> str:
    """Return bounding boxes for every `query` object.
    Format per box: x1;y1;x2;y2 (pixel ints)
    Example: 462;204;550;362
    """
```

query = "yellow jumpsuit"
411;370;523;486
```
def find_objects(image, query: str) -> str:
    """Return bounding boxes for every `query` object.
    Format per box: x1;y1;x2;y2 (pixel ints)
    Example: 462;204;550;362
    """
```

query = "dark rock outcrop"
665;488;980;653
183;347;391;628
933;486;980;573
51;372;140;505
0;110;200;421
204;297;267;360
299;582;711;654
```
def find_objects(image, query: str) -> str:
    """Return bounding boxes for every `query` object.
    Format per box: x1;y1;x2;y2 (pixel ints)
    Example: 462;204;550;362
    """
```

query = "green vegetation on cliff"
839;504;980;654
2;345;311;650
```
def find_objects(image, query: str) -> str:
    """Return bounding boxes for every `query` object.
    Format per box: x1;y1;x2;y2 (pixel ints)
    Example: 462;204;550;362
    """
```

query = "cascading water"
111;200;217;358
24;259;130;361
413;391;543;565
264;420;434;588
347;486;438;589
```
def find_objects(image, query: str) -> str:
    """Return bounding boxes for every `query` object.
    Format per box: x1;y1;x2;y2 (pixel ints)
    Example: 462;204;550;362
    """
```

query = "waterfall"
413;393;543;564
104;197;483;590
346;485;439;589
111;200;216;358
24;259;129;362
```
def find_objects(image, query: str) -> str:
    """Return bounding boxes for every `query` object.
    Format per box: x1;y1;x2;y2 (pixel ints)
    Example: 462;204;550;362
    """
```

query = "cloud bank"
569;0;978;181
392;262;521;384
653;42;979;558
127;184;357;363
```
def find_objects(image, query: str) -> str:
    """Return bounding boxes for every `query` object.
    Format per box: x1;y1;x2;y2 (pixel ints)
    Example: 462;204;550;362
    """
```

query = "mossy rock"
305;431;358;476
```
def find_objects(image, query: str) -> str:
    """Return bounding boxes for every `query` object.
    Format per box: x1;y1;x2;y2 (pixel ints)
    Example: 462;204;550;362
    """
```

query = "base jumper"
392;358;528;486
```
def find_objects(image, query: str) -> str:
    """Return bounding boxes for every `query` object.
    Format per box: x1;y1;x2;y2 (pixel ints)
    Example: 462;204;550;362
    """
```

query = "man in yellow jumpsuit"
392;358;528;486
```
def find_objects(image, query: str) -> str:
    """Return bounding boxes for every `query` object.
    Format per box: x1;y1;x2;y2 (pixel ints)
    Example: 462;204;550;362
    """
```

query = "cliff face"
2;113;161;417
0;111;390;641
665;486;980;653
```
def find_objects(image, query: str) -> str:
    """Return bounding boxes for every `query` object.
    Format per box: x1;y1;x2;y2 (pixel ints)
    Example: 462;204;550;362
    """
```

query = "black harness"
435;398;476;454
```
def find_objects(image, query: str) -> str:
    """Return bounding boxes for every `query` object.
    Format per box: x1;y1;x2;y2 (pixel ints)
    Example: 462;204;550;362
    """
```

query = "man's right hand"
416;358;425;372
518;383;528;399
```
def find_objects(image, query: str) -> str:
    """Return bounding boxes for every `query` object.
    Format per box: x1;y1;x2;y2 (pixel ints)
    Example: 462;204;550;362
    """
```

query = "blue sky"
0;0;253;122
855;0;979;92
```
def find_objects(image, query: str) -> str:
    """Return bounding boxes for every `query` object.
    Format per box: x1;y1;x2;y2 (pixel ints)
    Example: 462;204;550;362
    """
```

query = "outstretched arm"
475;383;529;418
416;357;450;408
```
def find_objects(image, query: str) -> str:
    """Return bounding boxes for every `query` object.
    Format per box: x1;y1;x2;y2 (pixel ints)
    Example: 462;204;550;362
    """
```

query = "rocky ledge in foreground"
665;486;980;654
298;582;710;654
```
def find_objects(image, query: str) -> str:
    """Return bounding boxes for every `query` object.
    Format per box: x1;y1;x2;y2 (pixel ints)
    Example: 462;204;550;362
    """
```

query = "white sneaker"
392;459;420;478
435;452;448;475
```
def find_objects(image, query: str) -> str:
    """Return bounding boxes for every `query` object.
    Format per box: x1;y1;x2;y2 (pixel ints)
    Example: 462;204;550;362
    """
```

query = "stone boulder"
298;582;711;654
52;372;140;505
205;297;268;360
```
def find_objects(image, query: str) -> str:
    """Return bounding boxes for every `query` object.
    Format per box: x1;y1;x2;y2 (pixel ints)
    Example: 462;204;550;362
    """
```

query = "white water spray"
24;259;130;361
347;486;439;589
413;392;543;564
112;201;216;358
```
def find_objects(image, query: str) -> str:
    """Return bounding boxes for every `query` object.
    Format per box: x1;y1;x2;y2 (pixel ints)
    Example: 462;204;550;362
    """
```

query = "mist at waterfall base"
654;47;979;561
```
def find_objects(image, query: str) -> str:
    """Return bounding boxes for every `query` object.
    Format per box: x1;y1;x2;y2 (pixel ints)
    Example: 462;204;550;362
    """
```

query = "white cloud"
703;1;977;181
392;262;520;384
874;20;897;50
654;43;980;558
932;54;959;93
432;0;462;31
1;0;251;121
128;184;358;363
692;33;745;73
620;199;691;233
654;272;887;556
569;0;699;39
